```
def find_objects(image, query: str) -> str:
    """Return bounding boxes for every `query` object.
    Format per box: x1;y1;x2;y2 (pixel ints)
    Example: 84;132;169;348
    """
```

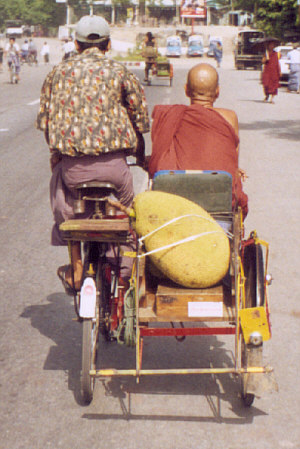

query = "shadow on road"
239;119;300;141
82;372;267;424
20;292;83;404
86;329;267;423
21;293;268;422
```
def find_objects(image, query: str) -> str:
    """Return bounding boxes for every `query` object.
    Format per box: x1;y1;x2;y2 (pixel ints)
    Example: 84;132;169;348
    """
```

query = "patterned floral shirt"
36;47;150;156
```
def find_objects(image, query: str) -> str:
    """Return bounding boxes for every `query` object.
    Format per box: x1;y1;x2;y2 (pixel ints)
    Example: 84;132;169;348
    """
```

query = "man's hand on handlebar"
143;155;150;172
238;168;248;182
135;131;146;169
50;152;62;172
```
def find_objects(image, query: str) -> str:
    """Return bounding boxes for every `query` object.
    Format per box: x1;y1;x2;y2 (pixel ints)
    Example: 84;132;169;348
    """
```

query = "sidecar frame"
91;170;272;406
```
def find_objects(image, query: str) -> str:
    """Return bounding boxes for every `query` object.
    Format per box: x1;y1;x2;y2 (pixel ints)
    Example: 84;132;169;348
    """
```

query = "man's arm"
135;131;146;168
36;67;59;171
122;69;150;167
122;69;150;135
36;67;56;142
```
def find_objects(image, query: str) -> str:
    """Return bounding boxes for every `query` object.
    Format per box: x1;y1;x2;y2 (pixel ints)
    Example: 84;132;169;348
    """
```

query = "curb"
122;61;144;67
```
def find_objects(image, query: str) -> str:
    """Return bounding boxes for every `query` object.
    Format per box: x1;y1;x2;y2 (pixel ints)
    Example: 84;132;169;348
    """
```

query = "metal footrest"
90;366;273;378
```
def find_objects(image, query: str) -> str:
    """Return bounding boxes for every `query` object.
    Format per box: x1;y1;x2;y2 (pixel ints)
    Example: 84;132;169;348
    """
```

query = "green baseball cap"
75;15;110;43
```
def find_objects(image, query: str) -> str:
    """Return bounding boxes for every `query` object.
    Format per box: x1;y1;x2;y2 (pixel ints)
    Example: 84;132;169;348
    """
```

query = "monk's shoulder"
152;104;182;119
214;107;239;133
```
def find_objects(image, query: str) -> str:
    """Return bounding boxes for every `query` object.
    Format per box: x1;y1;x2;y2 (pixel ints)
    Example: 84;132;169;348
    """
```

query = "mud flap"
243;344;278;397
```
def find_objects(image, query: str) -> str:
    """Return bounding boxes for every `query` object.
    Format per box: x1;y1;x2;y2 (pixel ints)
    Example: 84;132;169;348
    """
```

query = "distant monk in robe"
148;63;248;218
261;40;281;104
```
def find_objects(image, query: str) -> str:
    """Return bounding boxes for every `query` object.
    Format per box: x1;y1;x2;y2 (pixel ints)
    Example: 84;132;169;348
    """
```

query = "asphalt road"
0;51;299;449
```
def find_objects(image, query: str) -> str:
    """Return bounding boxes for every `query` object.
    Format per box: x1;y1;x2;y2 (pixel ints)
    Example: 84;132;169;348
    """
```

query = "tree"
233;0;299;38
0;0;66;31
233;0;256;11
256;0;298;38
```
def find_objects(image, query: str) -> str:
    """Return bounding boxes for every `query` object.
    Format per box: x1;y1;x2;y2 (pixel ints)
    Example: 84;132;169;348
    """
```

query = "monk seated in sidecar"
147;62;248;218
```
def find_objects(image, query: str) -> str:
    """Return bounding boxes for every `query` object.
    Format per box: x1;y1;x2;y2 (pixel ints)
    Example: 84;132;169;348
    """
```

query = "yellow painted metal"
89;366;273;377
235;259;240;371
239;260;246;309
67;241;72;263
135;253;141;382
236;255;245;370
240;306;271;343
121;251;137;258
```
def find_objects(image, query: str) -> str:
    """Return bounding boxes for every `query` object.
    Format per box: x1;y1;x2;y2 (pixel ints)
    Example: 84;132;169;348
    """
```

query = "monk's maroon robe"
262;50;280;96
149;104;248;217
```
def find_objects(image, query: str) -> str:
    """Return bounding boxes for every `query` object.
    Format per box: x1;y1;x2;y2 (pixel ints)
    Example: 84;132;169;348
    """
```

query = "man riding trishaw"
142;32;158;83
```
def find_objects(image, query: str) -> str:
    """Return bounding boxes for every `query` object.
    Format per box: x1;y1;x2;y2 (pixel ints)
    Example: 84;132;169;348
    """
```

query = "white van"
5;20;23;38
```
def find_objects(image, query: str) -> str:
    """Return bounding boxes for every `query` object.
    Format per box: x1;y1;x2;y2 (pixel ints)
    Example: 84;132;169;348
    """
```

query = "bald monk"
148;63;248;217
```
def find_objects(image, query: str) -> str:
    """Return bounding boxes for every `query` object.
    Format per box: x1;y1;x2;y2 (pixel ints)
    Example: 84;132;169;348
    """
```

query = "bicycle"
59;181;133;404
27;51;38;66
9;59;18;84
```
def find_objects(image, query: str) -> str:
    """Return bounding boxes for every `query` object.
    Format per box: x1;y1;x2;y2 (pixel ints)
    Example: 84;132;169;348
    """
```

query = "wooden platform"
59;218;130;242
139;281;235;323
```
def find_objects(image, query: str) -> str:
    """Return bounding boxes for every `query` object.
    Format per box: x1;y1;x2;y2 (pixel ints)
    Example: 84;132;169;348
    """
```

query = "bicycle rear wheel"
240;240;265;407
81;318;97;404
80;246;102;404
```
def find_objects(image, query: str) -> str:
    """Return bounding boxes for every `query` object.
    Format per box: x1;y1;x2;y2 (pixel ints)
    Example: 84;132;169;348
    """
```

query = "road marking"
0;128;9;132
27;99;40;106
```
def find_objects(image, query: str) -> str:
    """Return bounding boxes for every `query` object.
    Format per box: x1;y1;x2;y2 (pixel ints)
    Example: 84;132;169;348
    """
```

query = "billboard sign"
180;0;206;19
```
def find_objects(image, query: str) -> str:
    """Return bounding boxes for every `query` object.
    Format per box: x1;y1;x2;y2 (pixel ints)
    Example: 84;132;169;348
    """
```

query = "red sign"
180;0;206;18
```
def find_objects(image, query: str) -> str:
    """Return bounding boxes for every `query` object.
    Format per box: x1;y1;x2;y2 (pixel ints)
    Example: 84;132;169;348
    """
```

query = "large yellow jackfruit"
132;191;230;288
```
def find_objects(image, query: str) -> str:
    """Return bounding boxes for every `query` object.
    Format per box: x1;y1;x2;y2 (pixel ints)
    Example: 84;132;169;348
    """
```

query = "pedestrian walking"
213;41;223;68
0;34;5;72
261;40;281;104
41;42;50;64
62;37;76;60
287;43;300;93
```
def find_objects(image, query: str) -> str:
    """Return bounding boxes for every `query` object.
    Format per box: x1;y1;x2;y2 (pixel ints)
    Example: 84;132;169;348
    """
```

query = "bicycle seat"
75;181;117;192
74;182;118;216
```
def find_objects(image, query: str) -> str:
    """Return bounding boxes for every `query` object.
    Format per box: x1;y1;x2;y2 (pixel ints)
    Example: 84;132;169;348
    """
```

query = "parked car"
166;35;182;58
187;35;204;57
274;45;293;82
234;29;264;70
207;36;222;57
